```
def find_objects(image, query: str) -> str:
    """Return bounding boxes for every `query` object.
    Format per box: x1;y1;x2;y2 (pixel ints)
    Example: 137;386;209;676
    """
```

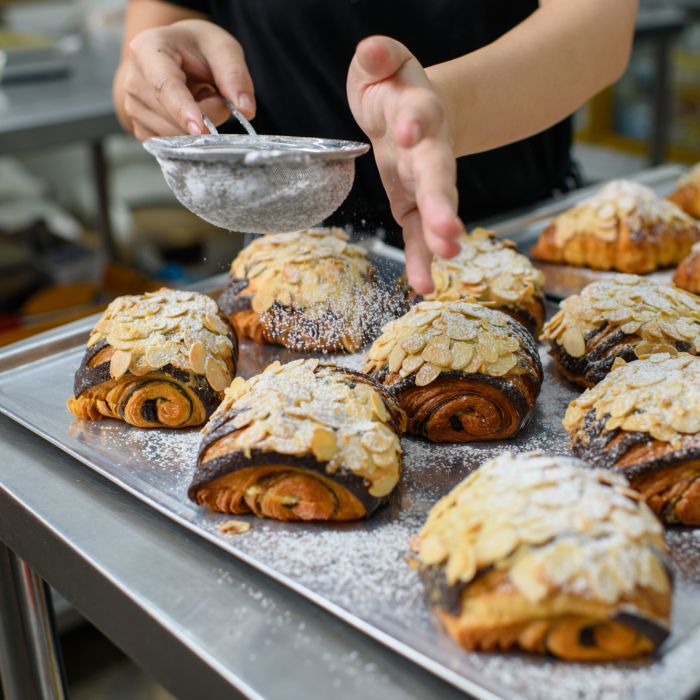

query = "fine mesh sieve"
143;104;369;233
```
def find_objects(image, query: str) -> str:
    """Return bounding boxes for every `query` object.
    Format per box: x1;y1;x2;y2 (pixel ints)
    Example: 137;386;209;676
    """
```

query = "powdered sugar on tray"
21;306;700;700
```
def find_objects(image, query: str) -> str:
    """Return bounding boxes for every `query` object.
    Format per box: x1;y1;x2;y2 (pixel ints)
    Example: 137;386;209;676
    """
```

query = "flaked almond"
109;349;132;378
206;356;231;392
415;362;441;387
310;426;338;461
561;327;586;358
189;341;207;374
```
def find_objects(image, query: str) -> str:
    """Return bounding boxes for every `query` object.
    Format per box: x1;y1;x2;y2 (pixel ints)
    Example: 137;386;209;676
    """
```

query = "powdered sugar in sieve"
143;133;369;233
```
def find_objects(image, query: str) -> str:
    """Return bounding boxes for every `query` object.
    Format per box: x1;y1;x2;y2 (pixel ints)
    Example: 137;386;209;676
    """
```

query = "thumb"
349;35;413;90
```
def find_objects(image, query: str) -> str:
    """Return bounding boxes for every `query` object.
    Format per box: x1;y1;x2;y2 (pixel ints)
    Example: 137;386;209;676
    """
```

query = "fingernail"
187;120;201;135
238;94;255;115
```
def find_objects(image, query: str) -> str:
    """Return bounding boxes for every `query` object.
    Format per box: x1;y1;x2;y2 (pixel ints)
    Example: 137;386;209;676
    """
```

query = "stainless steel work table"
0;336;465;700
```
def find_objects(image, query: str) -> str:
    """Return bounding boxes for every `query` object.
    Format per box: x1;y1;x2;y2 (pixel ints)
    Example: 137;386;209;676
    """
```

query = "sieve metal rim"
143;134;370;167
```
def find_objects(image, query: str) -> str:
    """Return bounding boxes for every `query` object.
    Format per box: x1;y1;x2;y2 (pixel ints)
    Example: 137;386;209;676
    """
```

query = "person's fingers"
202;32;256;119
391;87;445;148
125;94;183;137
129;30;204;134
132;121;158;143
410;140;462;255
402;209;436;294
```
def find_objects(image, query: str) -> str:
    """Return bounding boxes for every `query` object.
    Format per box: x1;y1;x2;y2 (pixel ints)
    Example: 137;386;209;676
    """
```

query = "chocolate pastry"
67;288;237;428
668;164;700;219
363;300;542;442
425;227;546;335
218;228;377;353
564;353;700;525
531;180;700;273
188;359;406;521
542;274;700;388
673;241;700;294
414;451;672;660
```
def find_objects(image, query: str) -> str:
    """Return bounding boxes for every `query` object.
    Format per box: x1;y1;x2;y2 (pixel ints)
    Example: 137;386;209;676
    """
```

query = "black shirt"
167;0;577;239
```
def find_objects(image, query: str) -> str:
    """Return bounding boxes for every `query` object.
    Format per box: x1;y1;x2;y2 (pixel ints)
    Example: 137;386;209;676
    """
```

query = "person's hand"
347;36;462;294
120;19;255;141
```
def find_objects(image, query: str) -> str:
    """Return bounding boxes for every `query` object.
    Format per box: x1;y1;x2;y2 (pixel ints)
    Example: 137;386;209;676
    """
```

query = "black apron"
167;0;578;241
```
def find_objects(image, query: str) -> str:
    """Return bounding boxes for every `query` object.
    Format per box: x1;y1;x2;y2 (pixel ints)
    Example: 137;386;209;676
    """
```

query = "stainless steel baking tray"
1;239;700;700
478;164;687;299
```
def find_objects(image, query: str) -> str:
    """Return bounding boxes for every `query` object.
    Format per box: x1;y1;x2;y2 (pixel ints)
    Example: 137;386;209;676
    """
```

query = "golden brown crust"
564;353;700;525
363;300;542;442
414;452;672;660
438;568;666;661
673;242;700;294
668;164;700;219
531;180;700;273
541;274;700;388
188;359;406;521
67;289;237;428
191;465;367;521
67;371;208;428
220;228;377;353
424;228;546;335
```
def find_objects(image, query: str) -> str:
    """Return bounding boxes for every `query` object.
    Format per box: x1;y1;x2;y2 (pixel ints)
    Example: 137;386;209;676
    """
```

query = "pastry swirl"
414;451;672;660
673;241;700;294
188;359;406;521
424;228;546;335
531;180;700;273
542;274;700;388
668;164;700;219
363;300;542;442
67;288;237;428
564;353;700;525
218;228;378;353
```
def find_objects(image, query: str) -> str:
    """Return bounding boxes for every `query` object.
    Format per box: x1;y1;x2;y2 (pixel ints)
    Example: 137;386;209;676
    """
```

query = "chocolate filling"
217;277;251;317
118;380;193;422
73;340;224;419
372;369;537;432
218;273;405;351
572;411;700;480
141;399;159;423
418;564;469;615
611;610;671;649
551;324;693;386
578;625;596;647
188;447;386;515
189;364;405;514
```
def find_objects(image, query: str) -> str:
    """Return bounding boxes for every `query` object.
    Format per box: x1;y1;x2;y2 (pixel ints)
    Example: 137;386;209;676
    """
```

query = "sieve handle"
200;95;257;137
223;97;257;136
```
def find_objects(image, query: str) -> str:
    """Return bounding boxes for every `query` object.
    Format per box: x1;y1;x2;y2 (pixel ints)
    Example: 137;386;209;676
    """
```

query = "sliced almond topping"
561;327;586;358
109;349;132;378
189;341;207;374
310;426;338;461
205;357;231;392
415;362;441;387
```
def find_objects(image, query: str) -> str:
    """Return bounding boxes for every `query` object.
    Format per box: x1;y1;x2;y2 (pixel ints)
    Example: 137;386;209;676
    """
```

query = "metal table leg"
89;139;118;262
650;33;673;166
0;543;68;700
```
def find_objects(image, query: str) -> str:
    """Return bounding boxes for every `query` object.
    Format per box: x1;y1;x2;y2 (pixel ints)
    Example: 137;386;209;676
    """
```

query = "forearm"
427;0;637;156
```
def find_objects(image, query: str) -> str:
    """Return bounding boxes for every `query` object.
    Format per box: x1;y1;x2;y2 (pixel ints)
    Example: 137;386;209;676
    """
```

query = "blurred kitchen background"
0;0;698;697
1;0;699;347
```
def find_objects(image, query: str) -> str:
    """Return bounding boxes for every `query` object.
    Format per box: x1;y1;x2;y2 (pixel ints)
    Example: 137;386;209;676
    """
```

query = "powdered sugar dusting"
6;301;700;700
